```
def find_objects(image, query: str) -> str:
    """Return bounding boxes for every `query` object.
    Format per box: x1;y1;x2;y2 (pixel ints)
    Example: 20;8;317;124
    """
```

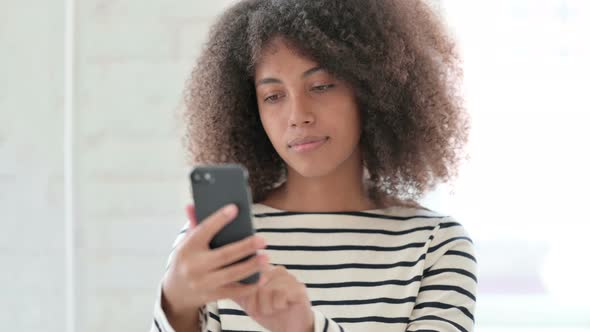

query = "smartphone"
189;163;259;284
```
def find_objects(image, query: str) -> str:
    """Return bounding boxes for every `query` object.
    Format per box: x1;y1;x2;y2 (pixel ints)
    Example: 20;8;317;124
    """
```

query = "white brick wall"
73;1;234;331
0;1;234;331
1;0;66;331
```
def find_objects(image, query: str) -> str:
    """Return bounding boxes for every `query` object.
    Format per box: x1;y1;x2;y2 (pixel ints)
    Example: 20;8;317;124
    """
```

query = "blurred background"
1;0;588;331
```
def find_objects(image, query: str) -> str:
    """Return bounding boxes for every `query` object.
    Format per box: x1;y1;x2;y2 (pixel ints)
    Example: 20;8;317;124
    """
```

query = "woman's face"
254;38;363;178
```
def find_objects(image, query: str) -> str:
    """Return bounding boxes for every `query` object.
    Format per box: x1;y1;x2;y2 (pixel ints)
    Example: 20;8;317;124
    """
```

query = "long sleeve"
310;308;345;332
151;206;477;331
406;217;478;332
150;222;219;332
307;217;477;332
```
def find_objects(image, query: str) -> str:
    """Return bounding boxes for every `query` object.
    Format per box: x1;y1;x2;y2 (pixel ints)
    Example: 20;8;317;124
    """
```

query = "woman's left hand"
231;264;314;332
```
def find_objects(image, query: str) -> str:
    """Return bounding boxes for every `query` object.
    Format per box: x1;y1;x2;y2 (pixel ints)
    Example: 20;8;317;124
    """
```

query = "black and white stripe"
151;203;477;332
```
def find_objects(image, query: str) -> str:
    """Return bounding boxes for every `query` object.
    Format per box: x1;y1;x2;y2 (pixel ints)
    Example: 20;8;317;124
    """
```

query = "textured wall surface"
1;1;237;331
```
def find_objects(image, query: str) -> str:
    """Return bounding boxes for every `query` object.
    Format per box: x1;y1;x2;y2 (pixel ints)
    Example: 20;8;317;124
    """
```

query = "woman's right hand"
161;203;268;323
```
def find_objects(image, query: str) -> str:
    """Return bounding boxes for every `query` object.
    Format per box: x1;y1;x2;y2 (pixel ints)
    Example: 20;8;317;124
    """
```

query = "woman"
151;0;476;331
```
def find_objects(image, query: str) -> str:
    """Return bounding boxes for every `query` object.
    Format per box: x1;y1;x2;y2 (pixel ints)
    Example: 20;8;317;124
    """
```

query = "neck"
265;148;377;212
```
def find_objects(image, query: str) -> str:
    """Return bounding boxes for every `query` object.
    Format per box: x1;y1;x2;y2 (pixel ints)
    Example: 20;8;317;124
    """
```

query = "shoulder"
421;213;477;273
379;204;475;253
393;203;474;249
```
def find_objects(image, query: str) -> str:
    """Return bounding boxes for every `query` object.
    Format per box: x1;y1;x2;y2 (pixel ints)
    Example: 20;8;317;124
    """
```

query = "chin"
284;156;341;178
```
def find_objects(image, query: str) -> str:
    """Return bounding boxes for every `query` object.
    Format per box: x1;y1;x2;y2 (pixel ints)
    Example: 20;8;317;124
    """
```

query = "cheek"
341;116;362;147
344;98;363;136
331;103;362;139
260;113;285;146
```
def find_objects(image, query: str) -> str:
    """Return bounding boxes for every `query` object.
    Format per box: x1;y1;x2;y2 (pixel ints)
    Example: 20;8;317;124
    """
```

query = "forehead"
254;38;319;78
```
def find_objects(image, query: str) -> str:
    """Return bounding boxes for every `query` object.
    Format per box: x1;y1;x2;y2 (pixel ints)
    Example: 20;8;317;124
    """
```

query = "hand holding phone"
160;164;267;327
161;203;268;324
189;164;260;284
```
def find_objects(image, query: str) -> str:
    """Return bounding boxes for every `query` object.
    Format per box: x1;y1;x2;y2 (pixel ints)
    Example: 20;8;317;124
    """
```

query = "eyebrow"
255;66;325;87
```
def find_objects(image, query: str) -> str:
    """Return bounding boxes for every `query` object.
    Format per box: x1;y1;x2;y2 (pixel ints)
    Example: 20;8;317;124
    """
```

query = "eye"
311;84;335;92
263;94;282;103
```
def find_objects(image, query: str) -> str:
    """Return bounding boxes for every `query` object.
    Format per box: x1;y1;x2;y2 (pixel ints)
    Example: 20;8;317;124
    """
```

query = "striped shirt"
151;203;477;332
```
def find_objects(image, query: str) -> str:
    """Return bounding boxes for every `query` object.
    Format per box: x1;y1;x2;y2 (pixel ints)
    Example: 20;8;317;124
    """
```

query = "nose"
288;95;315;128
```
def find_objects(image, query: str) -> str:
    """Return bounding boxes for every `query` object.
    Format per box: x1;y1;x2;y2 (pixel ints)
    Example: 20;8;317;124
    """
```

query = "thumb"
185;204;198;229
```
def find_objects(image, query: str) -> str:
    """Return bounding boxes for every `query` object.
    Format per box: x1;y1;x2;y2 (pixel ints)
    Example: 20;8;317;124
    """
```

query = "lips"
288;136;329;148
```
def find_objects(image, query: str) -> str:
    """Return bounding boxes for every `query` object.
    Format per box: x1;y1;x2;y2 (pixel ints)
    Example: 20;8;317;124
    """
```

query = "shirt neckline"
252;202;406;214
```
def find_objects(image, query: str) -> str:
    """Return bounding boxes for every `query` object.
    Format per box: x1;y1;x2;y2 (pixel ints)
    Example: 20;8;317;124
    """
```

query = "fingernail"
223;204;237;216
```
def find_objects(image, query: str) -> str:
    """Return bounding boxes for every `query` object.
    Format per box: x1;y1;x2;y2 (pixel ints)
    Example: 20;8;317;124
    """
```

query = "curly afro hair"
182;0;470;207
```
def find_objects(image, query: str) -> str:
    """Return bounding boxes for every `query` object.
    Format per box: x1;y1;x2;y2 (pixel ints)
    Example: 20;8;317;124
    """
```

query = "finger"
229;294;247;309
214;282;259;302
255;267;281;316
263;264;275;272
257;264;276;286
286;283;309;304
258;272;289;315
186;204;238;249
244;288;259;317
203;252;268;289
169;205;199;256
259;285;275;316
209;235;266;269
273;290;288;311
264;271;304;307
185;204;198;229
